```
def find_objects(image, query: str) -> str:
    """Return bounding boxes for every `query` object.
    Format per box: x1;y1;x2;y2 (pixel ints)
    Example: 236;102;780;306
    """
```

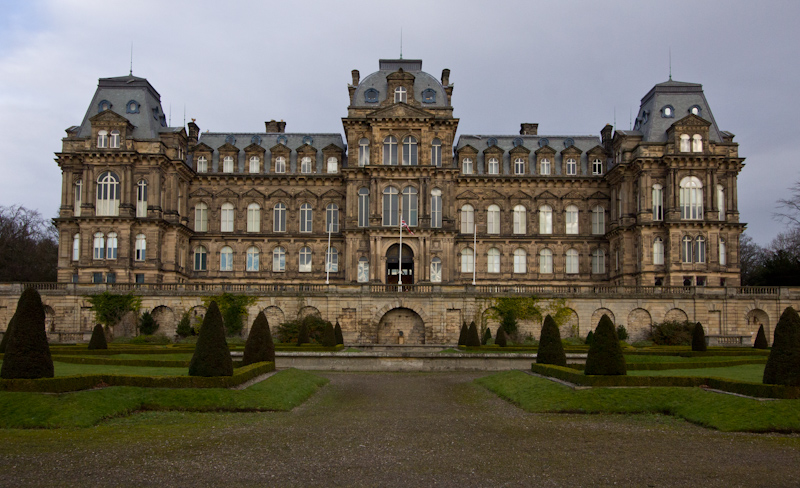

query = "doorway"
386;243;414;285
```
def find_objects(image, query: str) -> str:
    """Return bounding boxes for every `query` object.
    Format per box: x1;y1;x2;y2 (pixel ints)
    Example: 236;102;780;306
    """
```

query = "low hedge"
50;355;191;368
625;358;767;371
0;361;274;393
274;344;345;352
626;348;769;357
531;363;800;399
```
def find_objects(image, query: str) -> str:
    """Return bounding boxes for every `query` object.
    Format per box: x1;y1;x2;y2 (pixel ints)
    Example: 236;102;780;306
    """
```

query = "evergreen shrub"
242;311;275;366
88;324;107;350
0;315;16;354
616;325;629;341
139;312;158;335
648;320;695;345
334;321;344;345
501;310;518;336
754;324;769;349
188;301;233;377
176;312;193;338
321;322;336;347
297;321;310;346
691;322;707;352
763;306;800;386
458;322;468;346
276;315;331;344
584;330;594;345
537;315;567;366
482;327;492;345
495;326;507;347
1;288;54;379
584;314;626;376
466;321;481;347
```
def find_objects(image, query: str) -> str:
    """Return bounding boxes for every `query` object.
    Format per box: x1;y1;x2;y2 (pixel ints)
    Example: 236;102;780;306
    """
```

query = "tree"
86;292;141;328
692;322;707;352
176;311;193;338
500;310;518;337
537;315;567;366
763;307;800;386
1;288;54;379
0;205;58;282
139;311;158;335
466;321;481;347
202;293;257;337
482;326;492;345
88;324;108;350
458;322;468;346
242;312;274;365
0;315;16;353
584;315;626;376
754;324;769;349
334;321;344;345
584;330;594;345
188;301;233;377
739;233;765;286
495;326;507;347
297;320;310;346
321;322;336;347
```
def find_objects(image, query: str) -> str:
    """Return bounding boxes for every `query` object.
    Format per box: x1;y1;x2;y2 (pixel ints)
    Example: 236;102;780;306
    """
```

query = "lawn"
628;364;766;383
624;354;764;363
0;361;189;377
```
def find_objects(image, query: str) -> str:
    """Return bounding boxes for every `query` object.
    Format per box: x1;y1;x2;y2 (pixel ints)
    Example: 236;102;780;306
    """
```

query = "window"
394;86;406;103
106;273;116;284
695;236;706;263
93;233;105;259
195;203;208;232
136;179;147;218
592;206;605;234
539;249;553;274
540;158;551;175
96;171;120;216
513;249;527;273
364;88;379;103
383;136;398;165
461;248;474;273
249;156;260;173
383;187;399;226
326;247;338;272
565;205;579;234
358;188;370;227
680;176;704;220
358;138;370;166
662;105;674;118
717;185;725;220
431;189;442;228
300;157;312;174
487;248;500;273
110;130;120;148
422;89;436;103
591;249;605;274
197;156;208;173
566;248;579;274
690;105;702;116
682;236;693;263
300;203;312;232
299;246;312;272
514;158;525;175
653;237;664;265
127;100;140;114
462;158;473;175
93;272;103;284
135;234;146;261
486;205;500;234
246;247;259;271
592;158;603;175
272;247;286;272
324;157;338;174
72;234;80;261
430;257;442;283
326;204;339;232
719;238;727;266
513;205;526;234
358;257;370;282
220;246;233;271
487;158;499;175
652;184;663;221
221;203;234;232
566;158;577;176
106;232;118;259
692;135;703;152
680;134;691;152
247;203;261;232
273;203;286;232
402;136;418;165
401;187;418;226
135;274;144;284
539;205;552;234
461;205;474;234
97;130;108;148
274;156;286;173
222;156;234;173
431;139;442;167
74;179;82;216
194;246;207;271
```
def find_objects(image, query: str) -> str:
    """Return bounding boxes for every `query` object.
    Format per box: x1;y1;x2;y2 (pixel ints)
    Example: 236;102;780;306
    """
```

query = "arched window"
431;189;442;228
591;249;605;274
652;184;663;221
383;187;399;226
247;203;260;232
93;233;105;259
402;136;418;165
719;238;727;266
695;236;706;263
274;156;286;173
246;246;259;271
680;134;691;152
681;236;693;263
299;246;312;272
565;205;579;234
402;187;418;226
514;158;525;175
358;188;370;227
461;247;474;273
72;234;80;261
513;205;526;234
249;156;260;173
197;156;208;173
221;203;234;232
358;257;370;283
136;179;147;218
461;205;474;234
592;158;603;175
110;130;120;148
539;248;553;274
692;134;703;152
539;205;552;234
383;136;398;165
513;248;527;273
566;248;579;274
300;157;312;174
300;203;312;232
430;257;442;283
195;203;208;232
394;86;406;103
326;247;338;272
462;157;473;175
272;247;286;272
97;130;108;148
96;171;120;216
220;246;233;271
74;179;82;217
135;234;146;261
106;232;118;259
222;156;234;173
487;157;499;175
717;185;725;220
487;205;500;234
540;158;551;175
273;203;286;232
653;237;664;265
194;246;207;271
431;139;442;167
592;206;605;234
680;176;704;220
327;157;338;173
487;248;500;273
326;204;339;232
566;158;577;176
358;138;370;166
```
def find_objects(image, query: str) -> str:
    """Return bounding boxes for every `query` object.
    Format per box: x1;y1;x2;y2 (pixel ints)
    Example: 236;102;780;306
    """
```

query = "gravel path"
1;371;799;487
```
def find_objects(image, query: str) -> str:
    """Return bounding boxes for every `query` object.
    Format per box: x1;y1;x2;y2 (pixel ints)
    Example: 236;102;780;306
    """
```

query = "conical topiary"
297;321;310;346
585;330;594;345
584;314;626;375
88;324;108;350
691;322;707;352
321;322;336;347
188;301;233;377
466;321;481;347
242;312;275;365
458;322;468;346
334;321;344;345
763;306;800;386
482;326;492;345
537;314;567;366
754;324;768;349
0;315;16;354
495;326;507;347
1;288;54;379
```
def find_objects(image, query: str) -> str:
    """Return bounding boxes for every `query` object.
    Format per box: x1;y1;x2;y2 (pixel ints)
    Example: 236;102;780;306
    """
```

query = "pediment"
534;145;556;155
509;190;533;201
296;144;317;153
89;110;130;125
672;113;711;128
456;190;481;200
189;188;213;198
561;190;584;201
587;191;610;201
509;145;531;155
561;145;583;156
322;143;343;153
267;189;290;199
217;142;239;153
295;189;318;200
192;142;214;153
536;190;558;200
215;188;240;199
269;143;290;153
320;189;345;199
586;145;607;156
244;143;265;153
487;189;505;200
243;188;266;199
367;103;432;120
458;144;479;155
483;145;504;156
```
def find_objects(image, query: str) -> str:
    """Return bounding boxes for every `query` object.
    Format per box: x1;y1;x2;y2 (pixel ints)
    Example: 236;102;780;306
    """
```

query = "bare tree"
739;233;765;286
0;205;58;282
775;179;800;227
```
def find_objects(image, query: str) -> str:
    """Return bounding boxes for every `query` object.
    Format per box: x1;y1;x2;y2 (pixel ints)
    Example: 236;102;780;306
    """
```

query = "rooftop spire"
669;47;672;81
400;28;403;59
129;42;133;76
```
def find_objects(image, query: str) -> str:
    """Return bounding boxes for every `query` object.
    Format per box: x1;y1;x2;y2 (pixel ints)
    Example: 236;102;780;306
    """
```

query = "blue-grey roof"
352;59;449;108
634;80;723;143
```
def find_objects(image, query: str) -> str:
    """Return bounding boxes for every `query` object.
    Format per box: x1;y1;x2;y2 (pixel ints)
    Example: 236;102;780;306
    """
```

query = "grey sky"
1;0;797;245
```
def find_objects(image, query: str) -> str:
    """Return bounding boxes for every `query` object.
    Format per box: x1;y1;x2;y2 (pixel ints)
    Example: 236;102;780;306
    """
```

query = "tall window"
513;205;526;234
487;205;500;234
195;203;208;232
299;246;312;272
430;257;442;283
136;179;147;218
695;236;706;263
249;156;260;173
110;130;120;148
72;234;80;261
358;257;369;282
591;249;605;274
431;189;442;228
539;249;553;274
402;187;418;226
539;205;552;234
680;176;704;220
247;203;261;232
96;171;120;216
540;158;551;175
653;237;664;265
194;246;207;271
592;206;605;234
273;203;286;232
565;205;579;234
222;156;234;173
300;157;312;174
719;238;727;265
97;130;108;148
272;247;286;272
135;234;146;261
681;236;693;263
220;246;233;271
73;179;82;217
93;233;105;259
402;136;418;165
592;158;603;175
514;158;525;175
326;204;339;232
358;138;370;166
221;203;234;232
513;249;526;273
300;203;312;232
717;185;725;220
566;158;577;176
692;134;703;152
246;246;259;271
383;136;398;165
274;156;286;173
326;247;338;272
327;157;338;173
652;184;663;221
358;188;370;227
431;139;442;167
461;205;474;233
197;156;208;173
461;247;474;273
394;86;406;103
680;134;691;152
383;187;399;226
487;158;499;175
487;248;500;273
566;248;579;274
106;232;118;259
462;158;473;175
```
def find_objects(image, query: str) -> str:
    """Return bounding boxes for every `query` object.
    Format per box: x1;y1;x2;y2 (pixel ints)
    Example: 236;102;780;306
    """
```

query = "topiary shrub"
495;326;507;347
276;315;331;344
334;321;344;345
616;325;629;341
763;306;800;386
139;311;158;336
648;320;695;345
501;310;518;337
466;321;481;347
754;324;768;349
88;324;108;350
0;315;16;354
188;301;233;377
584;314;626;376
242;311;274;366
1;288;54;379
584;330;594;345
692;322;707;352
297;321;310;346
176;311;193;338
458;322;468;346
321;322;336;347
537;315;567;366
482;326;492;345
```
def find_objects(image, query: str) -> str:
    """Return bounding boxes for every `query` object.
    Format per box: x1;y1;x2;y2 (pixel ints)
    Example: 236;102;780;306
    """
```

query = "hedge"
530;363;800;399
48;355;195;368
274;344;344;352
0;361;274;393
624;358;767;371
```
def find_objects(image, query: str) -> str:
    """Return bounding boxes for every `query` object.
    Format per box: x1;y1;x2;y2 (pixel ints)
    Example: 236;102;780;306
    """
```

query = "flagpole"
325;221;332;284
472;217;477;286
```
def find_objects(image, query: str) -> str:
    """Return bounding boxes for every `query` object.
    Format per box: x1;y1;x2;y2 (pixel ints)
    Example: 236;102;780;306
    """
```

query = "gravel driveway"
1;371;799;487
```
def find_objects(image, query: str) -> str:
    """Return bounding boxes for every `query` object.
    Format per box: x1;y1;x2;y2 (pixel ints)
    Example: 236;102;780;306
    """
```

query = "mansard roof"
351;59;449;109
198;132;345;154
455;134;601;155
634;79;724;143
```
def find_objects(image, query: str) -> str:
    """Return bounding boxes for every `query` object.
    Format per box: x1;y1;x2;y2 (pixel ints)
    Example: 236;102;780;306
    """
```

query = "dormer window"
364;88;379;103
98;100;111;112
327;157;338;173
540;158;551;175
197;156;208;173
661;105;674;118
422;89;436;103
97;130;108;148
126;100;140;114
689;105;702;116
222;156;234;173
110;130;120;148
394;87;407;103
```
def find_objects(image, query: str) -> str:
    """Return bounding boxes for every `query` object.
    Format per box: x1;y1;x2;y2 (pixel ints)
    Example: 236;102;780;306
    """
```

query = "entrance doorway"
386;243;414;285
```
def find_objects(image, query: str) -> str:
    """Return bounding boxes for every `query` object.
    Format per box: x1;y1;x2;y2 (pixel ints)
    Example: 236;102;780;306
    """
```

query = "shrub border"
625;358;767;370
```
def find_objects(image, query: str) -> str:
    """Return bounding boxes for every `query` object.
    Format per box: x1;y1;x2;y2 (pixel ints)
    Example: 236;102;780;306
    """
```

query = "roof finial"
669;47;672;81
129;42;133;76
400;28;403;59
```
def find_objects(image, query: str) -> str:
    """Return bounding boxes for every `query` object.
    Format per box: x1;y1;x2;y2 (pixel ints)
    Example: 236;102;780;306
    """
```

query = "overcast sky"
1;0;798;245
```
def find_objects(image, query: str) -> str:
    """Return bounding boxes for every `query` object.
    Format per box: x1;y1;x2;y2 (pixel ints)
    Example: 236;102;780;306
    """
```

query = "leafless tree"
0;205;58;282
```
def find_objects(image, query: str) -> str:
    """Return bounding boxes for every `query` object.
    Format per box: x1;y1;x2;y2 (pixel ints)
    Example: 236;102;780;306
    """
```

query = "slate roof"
352;59;449;108
634;79;724;143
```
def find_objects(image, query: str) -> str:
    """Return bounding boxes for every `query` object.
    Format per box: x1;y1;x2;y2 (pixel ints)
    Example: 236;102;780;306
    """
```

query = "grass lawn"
52;361;190;377
629;364;766;383
89;353;194;361
624;354;764;363
477;370;800;432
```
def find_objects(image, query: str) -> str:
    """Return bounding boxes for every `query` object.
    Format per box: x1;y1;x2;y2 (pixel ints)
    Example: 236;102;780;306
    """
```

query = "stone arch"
745;308;770;343
664;308;689;323
370;300;430;326
188;305;207;333
298;306;321;320
627;308;652;341
43;304;56;333
263;306;285;337
377;307;425;344
481;307;501;339
151;306;176;336
558;308;579;338
591;308;615;328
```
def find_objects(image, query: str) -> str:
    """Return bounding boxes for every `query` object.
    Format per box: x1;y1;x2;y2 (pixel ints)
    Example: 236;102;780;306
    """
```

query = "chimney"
265;120;286;133
351;69;360;86
441;69;450;86
601;124;614;152
188;120;200;143
520;123;538;135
